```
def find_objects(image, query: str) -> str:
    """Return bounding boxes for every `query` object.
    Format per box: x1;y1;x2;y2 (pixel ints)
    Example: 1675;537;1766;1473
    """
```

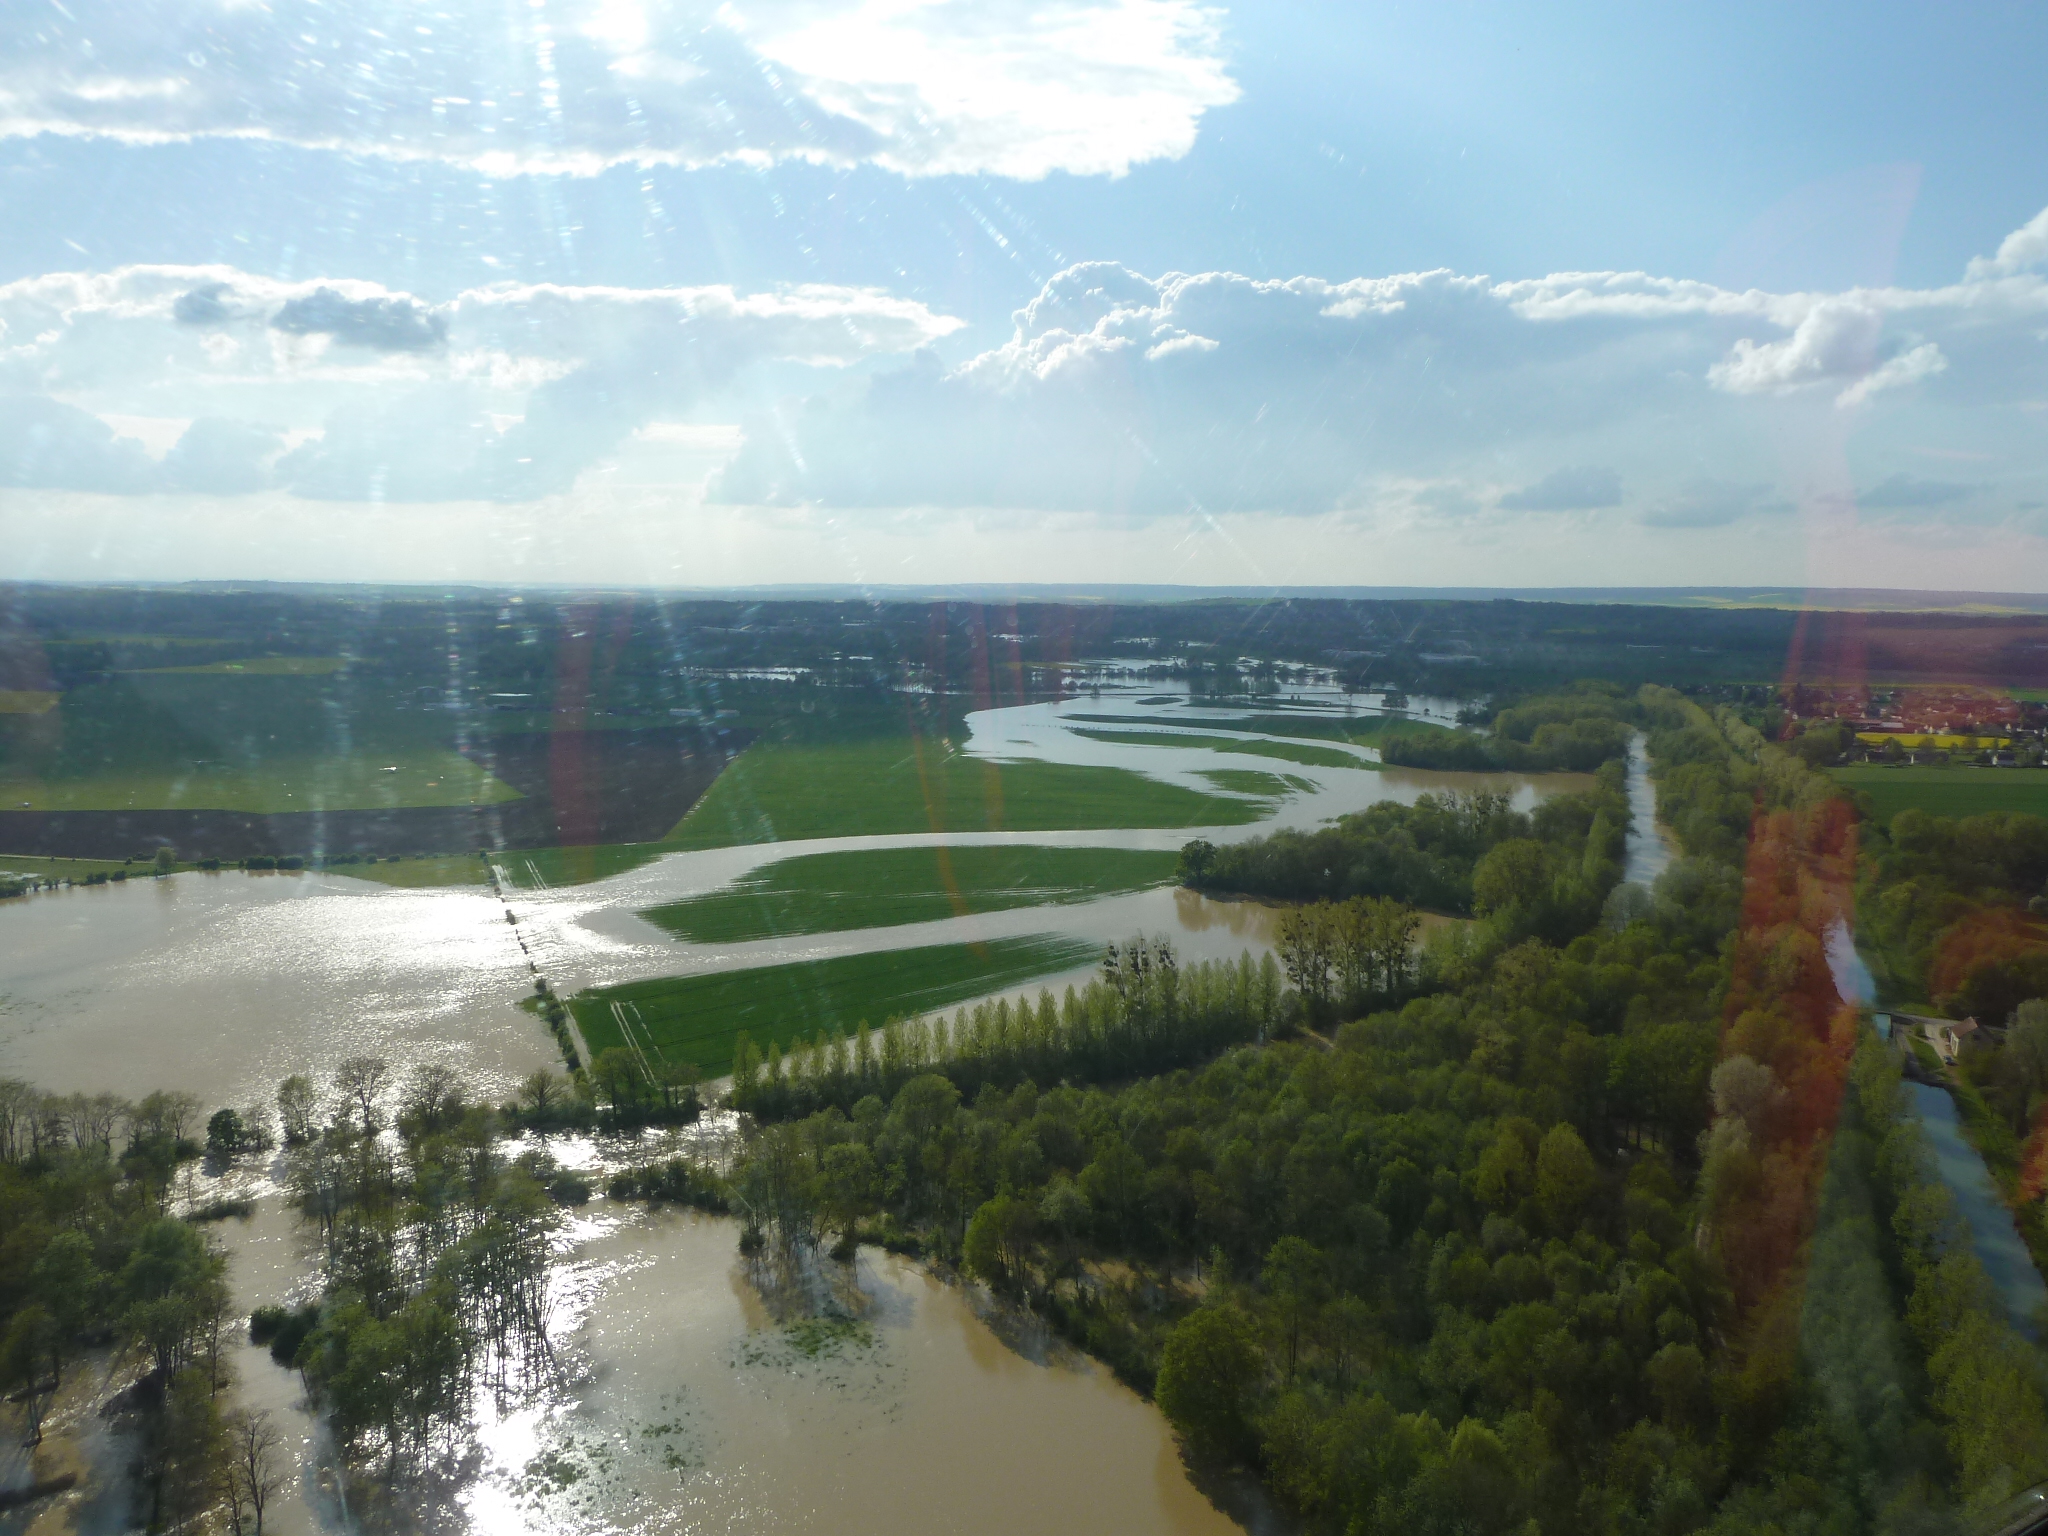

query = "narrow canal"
1825;922;2048;1335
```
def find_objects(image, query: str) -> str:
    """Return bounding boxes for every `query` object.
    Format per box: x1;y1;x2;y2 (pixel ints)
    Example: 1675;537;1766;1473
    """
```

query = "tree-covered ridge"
1179;766;1629;933
637;686;2048;1532
1377;684;1639;772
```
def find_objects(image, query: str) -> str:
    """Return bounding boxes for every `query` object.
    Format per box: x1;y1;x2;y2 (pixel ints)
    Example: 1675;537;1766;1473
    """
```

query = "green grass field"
1828;765;2048;824
662;736;1266;851
569;935;1098;1076
1195;768;1302;799
336;854;493;888
0;853;153;881
134;656;349;676
641;844;1180;942
1070;727;1371;770
0;749;520;813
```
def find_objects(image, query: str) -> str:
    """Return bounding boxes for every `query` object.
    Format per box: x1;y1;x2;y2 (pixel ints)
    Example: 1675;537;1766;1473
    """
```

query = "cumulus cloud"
1704;299;1947;407
162;418;286;495
1638;480;1786;530
10;201;2048;530
0;395;159;493
1965;205;2048;281
1858;473;1978;509
269;290;449;352
710;207;2048;518
0;264;961;501
1498;466;1621;511
0;0;1236;180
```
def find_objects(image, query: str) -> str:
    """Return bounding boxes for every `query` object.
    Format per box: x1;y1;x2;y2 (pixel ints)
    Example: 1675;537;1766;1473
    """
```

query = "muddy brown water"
1;688;1588;1532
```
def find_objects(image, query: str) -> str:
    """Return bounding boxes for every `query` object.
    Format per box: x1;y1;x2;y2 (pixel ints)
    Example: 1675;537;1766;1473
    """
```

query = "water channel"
0;682;1594;1533
1824;923;2048;1335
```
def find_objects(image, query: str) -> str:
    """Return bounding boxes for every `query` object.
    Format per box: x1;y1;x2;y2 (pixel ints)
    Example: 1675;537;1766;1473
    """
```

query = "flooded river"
0;682;1582;1533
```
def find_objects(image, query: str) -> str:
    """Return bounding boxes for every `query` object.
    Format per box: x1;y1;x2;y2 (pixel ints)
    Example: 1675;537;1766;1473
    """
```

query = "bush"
206;1107;249;1155
250;1301;322;1365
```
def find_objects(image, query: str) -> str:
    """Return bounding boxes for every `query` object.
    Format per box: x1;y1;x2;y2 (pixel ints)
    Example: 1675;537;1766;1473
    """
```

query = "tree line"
1376;684;1638;772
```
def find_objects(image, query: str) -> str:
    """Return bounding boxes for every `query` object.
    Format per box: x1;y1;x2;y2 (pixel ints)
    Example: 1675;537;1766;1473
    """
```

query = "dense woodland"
609;685;2048;1534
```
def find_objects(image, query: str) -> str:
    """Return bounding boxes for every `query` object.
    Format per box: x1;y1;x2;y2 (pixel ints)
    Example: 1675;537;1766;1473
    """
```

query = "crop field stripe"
569;935;1098;1075
1068;727;1371;770
638;844;1180;943
659;736;1266;853
1828;766;2048;824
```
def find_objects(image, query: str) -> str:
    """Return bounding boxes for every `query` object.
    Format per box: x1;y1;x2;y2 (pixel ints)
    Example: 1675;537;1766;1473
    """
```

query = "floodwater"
462;1209;1247;1536
0;678;1581;1532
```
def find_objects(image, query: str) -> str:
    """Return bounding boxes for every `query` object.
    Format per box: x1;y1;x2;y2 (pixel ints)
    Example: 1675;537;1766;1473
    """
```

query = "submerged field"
641;844;1181;942
1064;710;1462;750
1070;727;1370;770
569;935;1098;1075
1829;765;2048;823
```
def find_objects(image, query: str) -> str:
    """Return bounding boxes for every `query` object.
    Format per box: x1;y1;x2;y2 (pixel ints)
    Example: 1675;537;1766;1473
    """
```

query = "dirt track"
0;727;749;861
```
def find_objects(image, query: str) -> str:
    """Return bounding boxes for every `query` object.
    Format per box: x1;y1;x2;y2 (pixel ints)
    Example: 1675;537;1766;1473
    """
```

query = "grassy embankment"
1069;727;1369;771
569;935;1098;1075
1064;711;1464;751
642;845;1180;942
1830;765;2048;824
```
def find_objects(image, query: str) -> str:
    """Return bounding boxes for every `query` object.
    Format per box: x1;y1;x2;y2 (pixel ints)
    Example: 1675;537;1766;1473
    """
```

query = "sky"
2;0;2046;592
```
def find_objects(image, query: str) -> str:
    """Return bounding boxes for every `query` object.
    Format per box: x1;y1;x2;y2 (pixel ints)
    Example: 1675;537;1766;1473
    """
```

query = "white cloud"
0;0;1236;180
1638;480;1786;530
0;264;960;499
1966;205;2048;280
1498;466;1621;511
700;205;2048;527
1703;298;1947;407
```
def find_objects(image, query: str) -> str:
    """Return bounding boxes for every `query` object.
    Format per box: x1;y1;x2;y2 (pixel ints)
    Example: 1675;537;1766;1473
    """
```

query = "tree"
208;1106;250;1156
1262;1236;1328;1379
1535;1123;1598;1231
2;1304;58;1446
220;1407;287;1534
1473;838;1552;921
1155;1305;1263;1464
515;1070;564;1119
590;1048;650;1120
276;1074;317;1146
818;1141;878;1255
334;1056;389;1133
963;1192;1037;1291
1275;905;1337;1021
154;845;176;874
1178;839;1218;884
400;1063;465;1136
